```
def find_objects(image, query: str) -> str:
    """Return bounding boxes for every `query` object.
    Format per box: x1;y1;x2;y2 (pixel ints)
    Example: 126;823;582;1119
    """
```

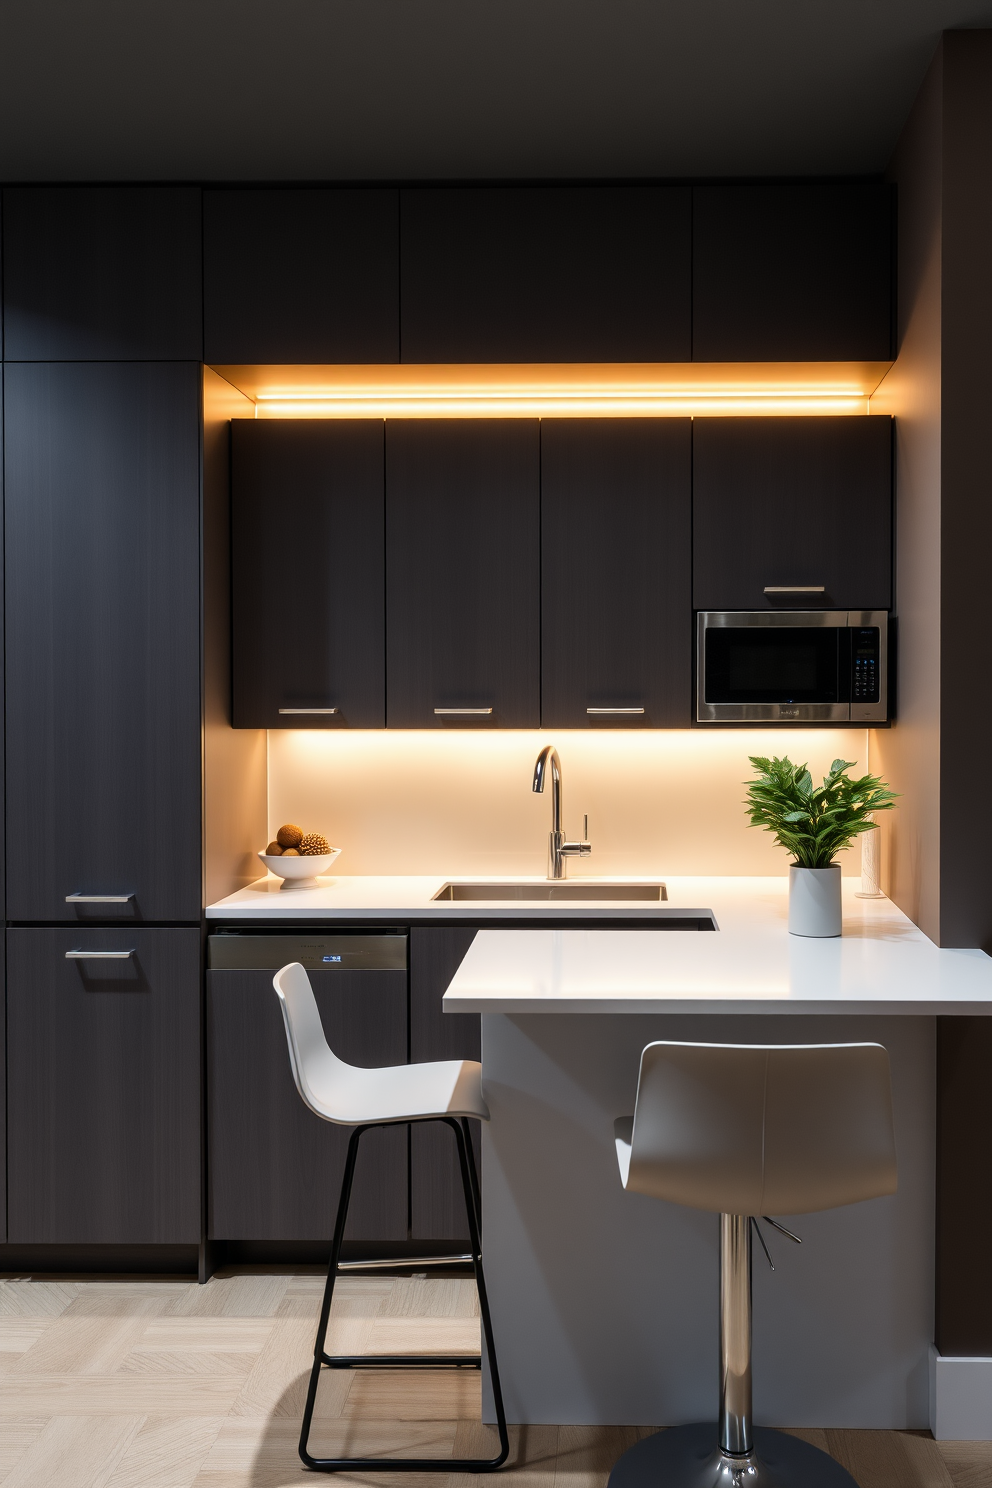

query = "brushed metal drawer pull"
66;886;133;898
763;586;825;595
586;707;645;715
65;893;134;904
278;707;338;715
65;949;135;960
434;707;494;716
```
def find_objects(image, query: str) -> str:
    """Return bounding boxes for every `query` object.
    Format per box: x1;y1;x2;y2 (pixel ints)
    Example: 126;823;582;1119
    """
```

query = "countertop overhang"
442;877;992;1016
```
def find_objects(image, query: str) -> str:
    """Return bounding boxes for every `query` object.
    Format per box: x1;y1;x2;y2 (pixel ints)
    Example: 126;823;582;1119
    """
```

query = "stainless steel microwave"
696;611;888;723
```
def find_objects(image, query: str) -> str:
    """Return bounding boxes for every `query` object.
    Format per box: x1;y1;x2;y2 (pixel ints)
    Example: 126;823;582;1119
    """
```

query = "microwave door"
702;625;848;721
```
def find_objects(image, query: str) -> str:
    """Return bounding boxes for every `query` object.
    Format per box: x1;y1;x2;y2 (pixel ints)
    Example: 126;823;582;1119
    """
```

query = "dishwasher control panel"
207;932;407;971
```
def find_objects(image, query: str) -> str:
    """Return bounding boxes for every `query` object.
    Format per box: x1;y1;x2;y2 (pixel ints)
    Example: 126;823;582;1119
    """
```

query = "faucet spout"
532;745;591;880
533;745;562;837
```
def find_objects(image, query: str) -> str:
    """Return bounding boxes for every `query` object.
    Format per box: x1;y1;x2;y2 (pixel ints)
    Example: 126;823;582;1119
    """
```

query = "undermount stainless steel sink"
432;882;668;902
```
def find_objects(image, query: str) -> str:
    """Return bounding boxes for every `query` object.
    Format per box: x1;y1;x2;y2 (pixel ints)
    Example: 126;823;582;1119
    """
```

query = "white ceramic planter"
788;864;842;937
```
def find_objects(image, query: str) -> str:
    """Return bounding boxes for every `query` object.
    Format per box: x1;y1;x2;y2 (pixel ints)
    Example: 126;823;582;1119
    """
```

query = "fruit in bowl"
259;824;341;890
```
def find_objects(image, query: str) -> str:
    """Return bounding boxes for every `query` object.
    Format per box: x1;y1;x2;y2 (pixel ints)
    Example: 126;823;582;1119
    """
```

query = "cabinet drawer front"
4;363;202;921
6;928;201;1245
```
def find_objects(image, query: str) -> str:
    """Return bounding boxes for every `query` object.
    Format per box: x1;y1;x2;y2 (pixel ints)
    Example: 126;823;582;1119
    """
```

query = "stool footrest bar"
322;1352;481;1368
301;1455;508;1473
336;1252;473;1271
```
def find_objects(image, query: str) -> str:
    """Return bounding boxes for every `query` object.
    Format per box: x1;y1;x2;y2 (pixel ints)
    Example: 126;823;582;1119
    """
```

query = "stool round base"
607;1423;858;1488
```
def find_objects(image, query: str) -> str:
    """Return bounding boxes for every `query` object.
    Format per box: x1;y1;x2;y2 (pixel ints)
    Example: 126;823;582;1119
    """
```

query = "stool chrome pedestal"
609;1040;897;1488
609;1422;856;1488
610;1214;856;1488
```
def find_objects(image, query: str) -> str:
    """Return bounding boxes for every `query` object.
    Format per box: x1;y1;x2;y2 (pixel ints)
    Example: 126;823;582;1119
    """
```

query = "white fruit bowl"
258;849;341;890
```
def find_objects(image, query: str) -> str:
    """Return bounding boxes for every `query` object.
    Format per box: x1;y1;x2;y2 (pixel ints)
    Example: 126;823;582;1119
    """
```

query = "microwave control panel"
851;628;880;704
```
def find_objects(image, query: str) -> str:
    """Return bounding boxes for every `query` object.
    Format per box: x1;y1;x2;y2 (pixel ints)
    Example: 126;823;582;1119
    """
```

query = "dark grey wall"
874;29;992;1360
875;31;992;955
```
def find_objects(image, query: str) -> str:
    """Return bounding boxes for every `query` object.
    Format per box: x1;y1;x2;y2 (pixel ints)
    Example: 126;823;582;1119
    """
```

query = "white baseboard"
930;1345;992;1439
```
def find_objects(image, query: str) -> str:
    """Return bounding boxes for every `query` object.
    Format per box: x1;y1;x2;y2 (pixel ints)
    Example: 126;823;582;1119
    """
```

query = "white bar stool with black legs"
273;961;509;1473
609;1040;898;1488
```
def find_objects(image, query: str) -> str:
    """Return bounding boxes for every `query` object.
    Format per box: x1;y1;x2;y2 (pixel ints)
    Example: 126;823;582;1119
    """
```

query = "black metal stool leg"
299;1115;509;1473
461;1117;483;1230
449;1116;510;1469
299;1123;366;1468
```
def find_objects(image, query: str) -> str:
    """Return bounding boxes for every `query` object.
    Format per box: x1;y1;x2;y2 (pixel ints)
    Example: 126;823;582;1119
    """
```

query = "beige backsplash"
266;728;868;878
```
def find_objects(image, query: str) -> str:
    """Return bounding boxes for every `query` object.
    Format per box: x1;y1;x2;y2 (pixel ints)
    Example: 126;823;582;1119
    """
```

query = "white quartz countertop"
205;873;691;921
442;876;992;1015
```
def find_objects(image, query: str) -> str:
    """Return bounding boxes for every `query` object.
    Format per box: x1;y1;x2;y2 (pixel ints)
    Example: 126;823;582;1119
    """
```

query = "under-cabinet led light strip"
253;389;870;419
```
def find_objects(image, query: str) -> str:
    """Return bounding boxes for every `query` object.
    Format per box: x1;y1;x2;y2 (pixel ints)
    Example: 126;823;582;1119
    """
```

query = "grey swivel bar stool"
273;961;509;1473
610;1040;897;1488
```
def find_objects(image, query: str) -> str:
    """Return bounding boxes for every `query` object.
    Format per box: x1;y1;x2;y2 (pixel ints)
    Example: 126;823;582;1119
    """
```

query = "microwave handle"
763;586;825;595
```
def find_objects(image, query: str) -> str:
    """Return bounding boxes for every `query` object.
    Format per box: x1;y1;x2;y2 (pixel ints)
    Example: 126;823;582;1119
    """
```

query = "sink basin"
432;882;668;902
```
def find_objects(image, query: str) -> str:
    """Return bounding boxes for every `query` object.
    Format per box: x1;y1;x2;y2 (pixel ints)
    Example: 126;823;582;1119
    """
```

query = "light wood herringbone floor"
0;1270;988;1488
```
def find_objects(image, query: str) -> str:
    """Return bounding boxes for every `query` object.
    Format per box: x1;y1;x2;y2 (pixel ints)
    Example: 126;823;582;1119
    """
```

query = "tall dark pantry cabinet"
1;188;206;1266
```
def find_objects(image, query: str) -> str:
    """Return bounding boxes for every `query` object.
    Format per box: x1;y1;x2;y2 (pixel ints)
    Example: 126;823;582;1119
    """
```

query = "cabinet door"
2;187;202;360
410;929;479;1242
692;418;893;612
6;928;201;1244
542;420;692;727
0;935;5;1244
4;363;202;921
207;968;408;1241
386;421;540;727
692;184;893;361
401;186;691;362
232;420;385;728
204;188;399;363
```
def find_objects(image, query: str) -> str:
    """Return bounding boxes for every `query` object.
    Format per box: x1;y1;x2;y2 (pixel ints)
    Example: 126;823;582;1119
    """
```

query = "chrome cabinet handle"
763;586;825;595
65;949;135;960
434;707;494;716
278;707;338;715
66;893;134;904
586;707;645;715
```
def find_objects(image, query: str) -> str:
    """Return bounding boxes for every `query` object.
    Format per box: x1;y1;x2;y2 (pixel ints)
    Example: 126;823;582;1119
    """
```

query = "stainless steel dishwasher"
205;931;409;1256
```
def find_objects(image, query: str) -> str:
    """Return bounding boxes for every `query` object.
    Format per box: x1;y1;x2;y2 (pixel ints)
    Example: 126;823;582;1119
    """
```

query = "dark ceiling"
1;1;990;182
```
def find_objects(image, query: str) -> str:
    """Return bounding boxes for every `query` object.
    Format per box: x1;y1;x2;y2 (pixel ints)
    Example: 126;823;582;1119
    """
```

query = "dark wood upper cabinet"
6;927;201;1245
400;186;691;363
204;188;399;363
542;420;692;727
2;187;202;361
232;420;385;728
386;421;540;728
692;184;894;362
4;363;202;922
207;966;408;1242
692;417;893;611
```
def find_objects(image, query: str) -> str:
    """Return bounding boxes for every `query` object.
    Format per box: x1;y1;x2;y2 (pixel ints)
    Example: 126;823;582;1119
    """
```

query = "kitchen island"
443;878;992;1434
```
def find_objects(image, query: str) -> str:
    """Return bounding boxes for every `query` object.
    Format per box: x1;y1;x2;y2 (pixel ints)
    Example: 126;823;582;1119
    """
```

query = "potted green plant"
744;756;897;937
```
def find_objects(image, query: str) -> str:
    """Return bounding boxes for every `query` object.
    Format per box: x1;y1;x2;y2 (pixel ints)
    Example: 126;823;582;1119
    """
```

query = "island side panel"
480;1012;934;1427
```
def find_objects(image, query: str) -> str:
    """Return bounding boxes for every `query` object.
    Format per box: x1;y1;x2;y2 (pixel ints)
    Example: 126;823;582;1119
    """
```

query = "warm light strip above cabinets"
211;362;892;420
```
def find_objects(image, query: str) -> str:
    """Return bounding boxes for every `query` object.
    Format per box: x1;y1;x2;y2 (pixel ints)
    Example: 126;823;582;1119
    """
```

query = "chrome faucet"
532;745;592;879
